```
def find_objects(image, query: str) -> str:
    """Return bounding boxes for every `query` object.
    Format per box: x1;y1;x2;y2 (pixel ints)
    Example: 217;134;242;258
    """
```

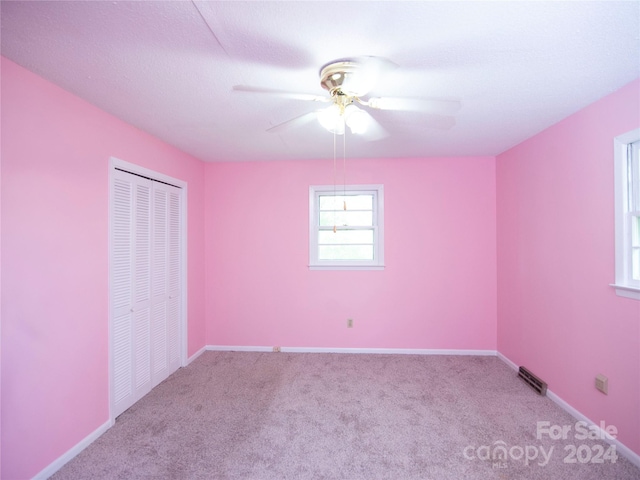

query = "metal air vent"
518;366;547;396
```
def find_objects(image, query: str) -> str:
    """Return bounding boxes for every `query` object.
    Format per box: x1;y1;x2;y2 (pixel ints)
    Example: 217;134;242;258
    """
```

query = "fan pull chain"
343;125;347;211
333;128;337;234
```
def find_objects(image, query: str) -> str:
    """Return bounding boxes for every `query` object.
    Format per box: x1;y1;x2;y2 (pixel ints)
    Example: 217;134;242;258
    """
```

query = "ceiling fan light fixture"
344;104;368;134
317;104;345;135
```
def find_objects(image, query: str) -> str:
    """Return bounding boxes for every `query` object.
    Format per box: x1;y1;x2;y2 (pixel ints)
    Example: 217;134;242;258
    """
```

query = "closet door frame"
108;157;188;421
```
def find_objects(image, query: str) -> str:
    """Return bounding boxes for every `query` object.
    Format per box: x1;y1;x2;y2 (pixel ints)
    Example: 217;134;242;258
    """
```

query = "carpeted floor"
51;352;640;479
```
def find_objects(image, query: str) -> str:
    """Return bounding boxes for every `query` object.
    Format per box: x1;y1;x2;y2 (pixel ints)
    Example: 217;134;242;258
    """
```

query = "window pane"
319;245;374;260
319;195;342;210
632;216;640;247
344;195;373;210
319;194;373;211
632;248;640;281
631;140;640;211
319;211;373;227
318;229;374;245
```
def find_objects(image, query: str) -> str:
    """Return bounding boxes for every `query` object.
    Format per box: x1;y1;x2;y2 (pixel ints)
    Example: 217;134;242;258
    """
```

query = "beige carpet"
51;352;640;479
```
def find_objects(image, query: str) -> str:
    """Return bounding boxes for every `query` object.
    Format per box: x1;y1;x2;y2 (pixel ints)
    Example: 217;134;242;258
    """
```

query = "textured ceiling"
2;1;639;162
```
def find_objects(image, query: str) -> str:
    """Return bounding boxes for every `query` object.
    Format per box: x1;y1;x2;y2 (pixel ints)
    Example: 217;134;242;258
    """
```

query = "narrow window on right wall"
612;128;640;300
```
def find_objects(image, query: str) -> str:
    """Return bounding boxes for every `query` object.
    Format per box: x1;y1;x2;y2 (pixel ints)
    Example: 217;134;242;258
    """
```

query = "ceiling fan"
233;56;461;141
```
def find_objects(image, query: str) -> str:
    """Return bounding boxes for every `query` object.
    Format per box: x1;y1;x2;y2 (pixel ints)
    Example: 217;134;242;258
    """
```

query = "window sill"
309;265;385;271
610;284;640;300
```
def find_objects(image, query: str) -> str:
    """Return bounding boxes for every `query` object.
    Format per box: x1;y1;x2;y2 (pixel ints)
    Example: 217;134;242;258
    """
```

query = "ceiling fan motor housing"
319;61;365;97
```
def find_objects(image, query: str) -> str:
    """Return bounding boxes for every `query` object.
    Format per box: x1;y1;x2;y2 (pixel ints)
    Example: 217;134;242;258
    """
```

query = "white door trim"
108;157;188;422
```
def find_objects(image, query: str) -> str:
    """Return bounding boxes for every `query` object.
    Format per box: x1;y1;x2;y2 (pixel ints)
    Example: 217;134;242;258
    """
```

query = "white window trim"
611;128;640;300
309;184;385;270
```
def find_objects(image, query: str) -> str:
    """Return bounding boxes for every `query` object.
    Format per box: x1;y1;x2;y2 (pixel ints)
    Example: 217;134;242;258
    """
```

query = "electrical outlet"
595;374;608;395
347;318;353;328
273;346;281;353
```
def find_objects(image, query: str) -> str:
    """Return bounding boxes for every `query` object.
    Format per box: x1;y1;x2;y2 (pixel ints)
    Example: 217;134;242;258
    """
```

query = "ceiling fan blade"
366;96;462;115
233;85;328;103
266;111;318;133
355;110;389;141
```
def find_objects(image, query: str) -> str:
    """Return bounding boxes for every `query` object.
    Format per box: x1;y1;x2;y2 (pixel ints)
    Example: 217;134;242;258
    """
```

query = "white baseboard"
207;345;274;352
283;347;497;356
206;345;497;356
187;344;208;364
497;350;640;469
32;418;114;480
497;351;518;370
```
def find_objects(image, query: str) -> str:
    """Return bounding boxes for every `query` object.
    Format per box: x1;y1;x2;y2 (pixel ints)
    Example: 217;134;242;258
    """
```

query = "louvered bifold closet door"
166;188;181;372
150;182;182;386
111;168;183;418
111;170;153;418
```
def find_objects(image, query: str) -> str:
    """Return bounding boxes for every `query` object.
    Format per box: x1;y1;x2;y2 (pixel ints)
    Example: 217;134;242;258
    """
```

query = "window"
612;128;640;300
309;184;384;270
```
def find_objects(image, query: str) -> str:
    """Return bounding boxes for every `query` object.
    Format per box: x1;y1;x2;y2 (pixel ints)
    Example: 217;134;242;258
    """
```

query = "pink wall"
205;157;497;350
0;57;206;479
6;45;636;478
496;79;640;455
